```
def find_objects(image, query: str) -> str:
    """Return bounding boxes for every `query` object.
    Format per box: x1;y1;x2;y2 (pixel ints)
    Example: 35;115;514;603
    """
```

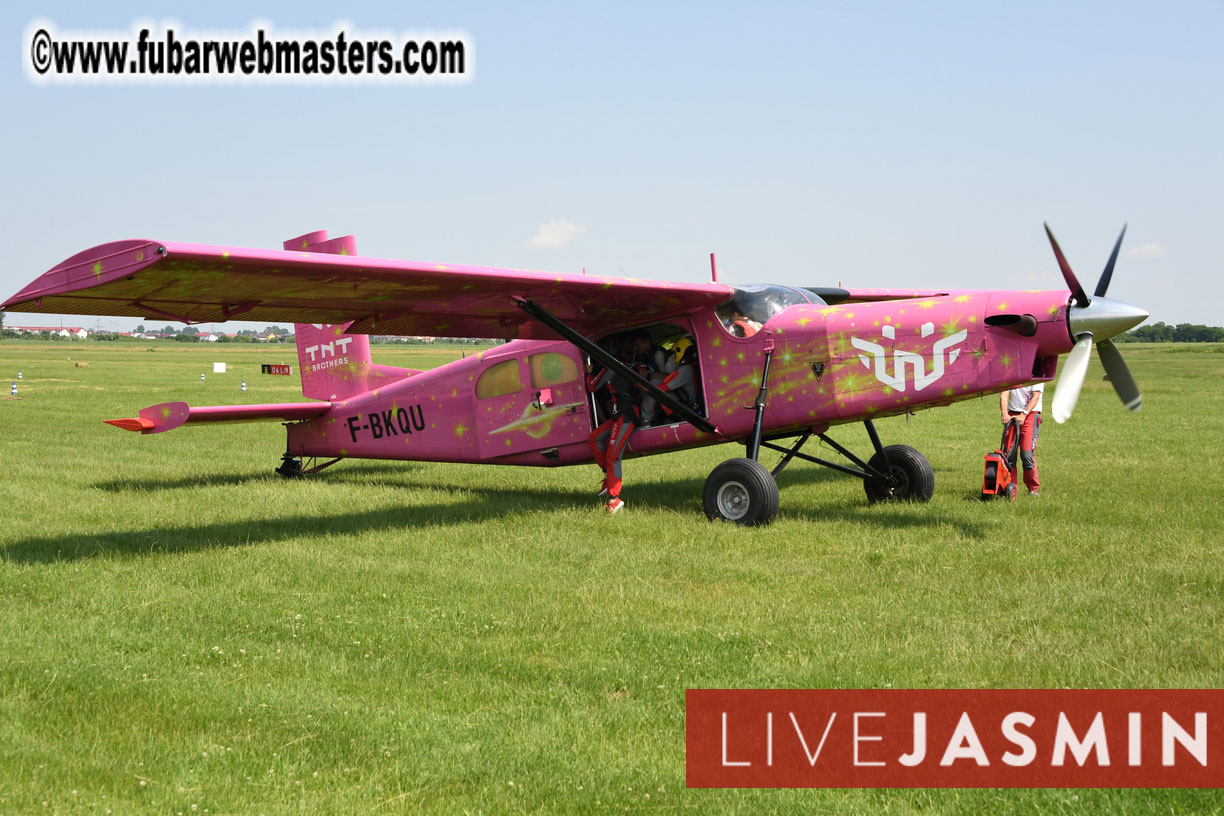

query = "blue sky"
3;0;1221;331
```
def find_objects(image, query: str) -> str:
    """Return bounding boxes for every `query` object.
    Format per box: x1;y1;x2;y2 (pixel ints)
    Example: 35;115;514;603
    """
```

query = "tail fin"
286;231;418;401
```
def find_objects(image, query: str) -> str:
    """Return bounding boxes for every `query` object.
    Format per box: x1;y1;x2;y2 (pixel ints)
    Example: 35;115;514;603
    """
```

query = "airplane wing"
3;238;734;340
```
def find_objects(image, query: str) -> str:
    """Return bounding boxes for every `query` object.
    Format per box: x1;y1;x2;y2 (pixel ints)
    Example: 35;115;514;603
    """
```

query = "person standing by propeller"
1000;384;1043;495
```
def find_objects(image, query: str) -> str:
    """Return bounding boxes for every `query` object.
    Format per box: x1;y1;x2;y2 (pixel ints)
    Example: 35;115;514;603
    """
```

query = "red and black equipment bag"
981;418;1021;501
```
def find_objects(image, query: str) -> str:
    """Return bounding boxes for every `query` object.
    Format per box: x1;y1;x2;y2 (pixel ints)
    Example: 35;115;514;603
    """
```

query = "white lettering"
1001;712;1037;766
898;712;926;766
767;712;773;767
1162;712;1207;766
790;711;837;766
720;712;751;767
1053;712;1110;766
940;712;990;766
854;712;885;767
1129;712;1142;766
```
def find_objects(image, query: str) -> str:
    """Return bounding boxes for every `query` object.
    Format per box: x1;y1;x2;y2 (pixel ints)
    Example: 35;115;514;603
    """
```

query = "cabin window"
476;359;522;399
528;353;579;388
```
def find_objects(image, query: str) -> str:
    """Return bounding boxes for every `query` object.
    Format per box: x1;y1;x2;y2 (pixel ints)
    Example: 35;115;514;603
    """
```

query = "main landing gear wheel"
703;458;780;526
863;444;934;504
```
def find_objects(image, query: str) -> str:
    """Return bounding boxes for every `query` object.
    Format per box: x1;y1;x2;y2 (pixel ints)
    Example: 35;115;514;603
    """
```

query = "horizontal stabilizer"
106;401;330;434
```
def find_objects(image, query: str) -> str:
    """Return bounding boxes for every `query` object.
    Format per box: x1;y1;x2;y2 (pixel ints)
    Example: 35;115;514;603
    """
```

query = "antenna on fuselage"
710;252;718;283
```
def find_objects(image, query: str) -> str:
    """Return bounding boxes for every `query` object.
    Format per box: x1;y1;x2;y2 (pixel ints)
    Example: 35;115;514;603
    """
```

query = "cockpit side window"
715;285;815;337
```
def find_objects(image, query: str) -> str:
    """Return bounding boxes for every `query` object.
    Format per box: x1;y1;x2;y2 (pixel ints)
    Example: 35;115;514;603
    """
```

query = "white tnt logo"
850;322;968;392
303;336;353;362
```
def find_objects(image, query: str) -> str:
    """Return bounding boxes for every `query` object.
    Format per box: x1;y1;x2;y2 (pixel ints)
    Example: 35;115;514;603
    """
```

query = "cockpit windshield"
715;285;825;337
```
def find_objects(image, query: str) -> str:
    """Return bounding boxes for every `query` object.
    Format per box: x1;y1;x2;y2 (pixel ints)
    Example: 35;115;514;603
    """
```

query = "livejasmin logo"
851;322;968;392
686;690;1223;788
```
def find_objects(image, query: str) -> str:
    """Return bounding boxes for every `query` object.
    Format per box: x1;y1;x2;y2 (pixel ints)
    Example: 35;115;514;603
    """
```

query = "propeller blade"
1094;223;1128;298
1052;333;1094;423
1096;338;1141;412
1044;223;1090;308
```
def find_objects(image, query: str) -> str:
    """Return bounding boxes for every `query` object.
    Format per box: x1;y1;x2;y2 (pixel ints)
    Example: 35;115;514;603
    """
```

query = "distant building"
11;326;88;338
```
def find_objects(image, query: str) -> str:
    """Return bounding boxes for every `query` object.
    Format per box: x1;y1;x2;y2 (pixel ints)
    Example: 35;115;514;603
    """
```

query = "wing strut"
514;298;717;434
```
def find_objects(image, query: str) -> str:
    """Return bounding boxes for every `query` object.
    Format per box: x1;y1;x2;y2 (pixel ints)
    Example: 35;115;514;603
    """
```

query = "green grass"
1;339;1221;815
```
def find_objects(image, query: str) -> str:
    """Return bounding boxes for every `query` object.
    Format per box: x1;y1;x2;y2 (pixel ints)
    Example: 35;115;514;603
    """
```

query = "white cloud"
1126;242;1167;259
527;218;584;249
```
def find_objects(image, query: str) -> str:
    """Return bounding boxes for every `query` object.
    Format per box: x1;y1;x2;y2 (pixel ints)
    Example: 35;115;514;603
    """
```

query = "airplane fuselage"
286;287;1075;467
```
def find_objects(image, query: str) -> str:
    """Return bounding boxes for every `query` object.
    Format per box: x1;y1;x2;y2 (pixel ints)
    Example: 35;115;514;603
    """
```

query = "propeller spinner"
1045;224;1149;423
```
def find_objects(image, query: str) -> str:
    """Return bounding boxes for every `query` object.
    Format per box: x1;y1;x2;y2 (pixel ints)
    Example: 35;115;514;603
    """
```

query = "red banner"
686;689;1223;788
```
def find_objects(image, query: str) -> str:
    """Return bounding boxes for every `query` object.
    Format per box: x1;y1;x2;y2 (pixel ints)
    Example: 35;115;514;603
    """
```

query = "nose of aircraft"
1044;223;1149;423
1067;297;1149;342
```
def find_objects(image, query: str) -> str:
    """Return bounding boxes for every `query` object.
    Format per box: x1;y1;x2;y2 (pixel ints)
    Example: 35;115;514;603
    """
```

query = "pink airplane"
3;226;1147;525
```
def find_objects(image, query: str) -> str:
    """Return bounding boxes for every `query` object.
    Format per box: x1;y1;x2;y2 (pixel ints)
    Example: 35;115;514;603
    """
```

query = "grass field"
1;339;1221;815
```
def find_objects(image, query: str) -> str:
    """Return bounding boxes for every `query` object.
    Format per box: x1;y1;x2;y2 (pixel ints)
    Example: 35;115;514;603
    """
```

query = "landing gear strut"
704;344;781;526
761;422;934;504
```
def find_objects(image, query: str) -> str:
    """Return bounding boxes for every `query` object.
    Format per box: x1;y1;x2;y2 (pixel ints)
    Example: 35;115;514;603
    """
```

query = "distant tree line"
1116;322;1224;343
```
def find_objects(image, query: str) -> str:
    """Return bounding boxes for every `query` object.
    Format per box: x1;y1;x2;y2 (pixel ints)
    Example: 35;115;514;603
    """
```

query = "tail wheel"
1005;483;1018;501
276;457;303;479
703;458;780;526
863;444;934;503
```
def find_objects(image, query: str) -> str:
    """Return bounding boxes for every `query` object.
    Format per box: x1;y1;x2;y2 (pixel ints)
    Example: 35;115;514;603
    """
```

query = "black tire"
1005;483;1018;501
863;444;934;504
276;457;303;479
703;458;780;526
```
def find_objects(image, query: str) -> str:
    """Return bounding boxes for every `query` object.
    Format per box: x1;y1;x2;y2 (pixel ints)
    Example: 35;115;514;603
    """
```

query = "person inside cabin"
999;383;1043;495
716;304;762;338
628;330;669;426
656;337;700;413
639;335;702;425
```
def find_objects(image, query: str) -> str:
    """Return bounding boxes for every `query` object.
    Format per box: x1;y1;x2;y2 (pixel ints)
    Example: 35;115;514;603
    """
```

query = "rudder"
286;231;417;401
